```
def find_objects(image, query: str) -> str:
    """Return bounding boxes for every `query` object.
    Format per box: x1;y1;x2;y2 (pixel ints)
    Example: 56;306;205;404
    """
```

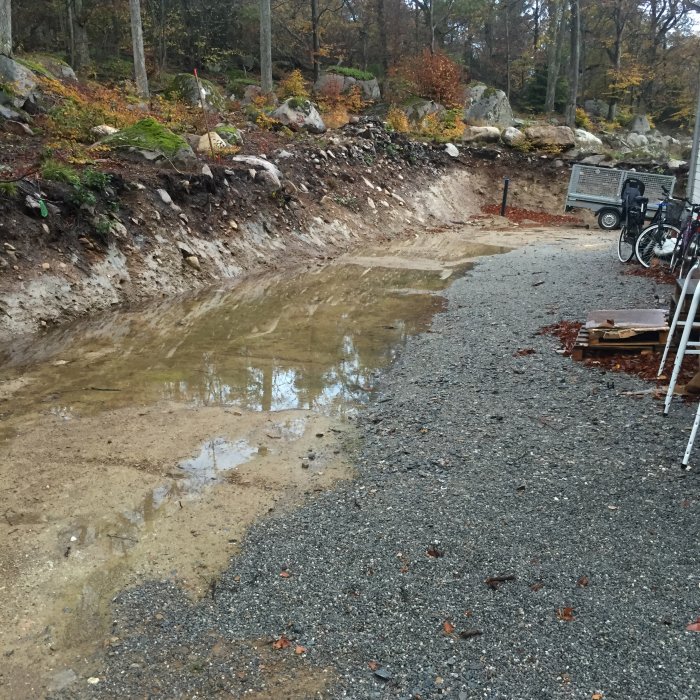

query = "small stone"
248;169;257;180
41;223;49;234
374;668;392;681
367;197;376;210
86;677;100;685
156;188;172;205
229;220;238;230
41;262;50;270
185;255;201;271
445;142;460;157
201;164;214;179
301;461;310;469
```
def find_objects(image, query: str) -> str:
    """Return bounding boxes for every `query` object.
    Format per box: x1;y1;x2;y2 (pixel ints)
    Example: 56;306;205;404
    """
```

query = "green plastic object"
39;198;48;217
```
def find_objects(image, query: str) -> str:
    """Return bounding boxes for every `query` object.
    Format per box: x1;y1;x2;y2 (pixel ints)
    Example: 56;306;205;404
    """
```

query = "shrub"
393;50;463;107
41;159;80;186
418;108;465;142
327;66;374;81
278;69;309;99
386;106;409;133
575;107;593;131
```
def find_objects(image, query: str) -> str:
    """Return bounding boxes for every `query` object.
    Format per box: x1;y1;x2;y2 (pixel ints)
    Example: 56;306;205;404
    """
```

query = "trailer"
565;164;676;230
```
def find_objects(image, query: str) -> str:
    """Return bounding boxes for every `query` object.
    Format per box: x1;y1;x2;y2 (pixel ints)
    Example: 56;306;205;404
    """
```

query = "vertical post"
501;178;510;217
688;66;700;204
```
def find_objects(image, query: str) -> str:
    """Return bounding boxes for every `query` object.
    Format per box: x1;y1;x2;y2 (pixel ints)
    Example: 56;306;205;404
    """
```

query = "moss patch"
327;66;375;81
102;117;188;157
215;124;243;144
168;73;226;110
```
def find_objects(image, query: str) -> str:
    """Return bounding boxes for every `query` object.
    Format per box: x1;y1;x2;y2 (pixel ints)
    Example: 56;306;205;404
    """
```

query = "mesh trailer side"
570;165;623;201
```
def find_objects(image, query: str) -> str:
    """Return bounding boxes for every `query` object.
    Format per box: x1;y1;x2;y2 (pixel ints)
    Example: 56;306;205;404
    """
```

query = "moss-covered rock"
215;124;243;145
167;73;226;111
102;117;197;166
17;54;77;82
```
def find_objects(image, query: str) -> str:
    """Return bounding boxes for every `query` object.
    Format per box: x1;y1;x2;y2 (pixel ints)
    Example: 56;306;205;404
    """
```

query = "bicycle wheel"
617;226;636;262
635;224;680;268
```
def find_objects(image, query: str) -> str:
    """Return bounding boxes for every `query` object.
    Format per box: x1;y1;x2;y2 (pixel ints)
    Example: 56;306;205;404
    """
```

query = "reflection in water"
0;258;485;423
178;437;257;491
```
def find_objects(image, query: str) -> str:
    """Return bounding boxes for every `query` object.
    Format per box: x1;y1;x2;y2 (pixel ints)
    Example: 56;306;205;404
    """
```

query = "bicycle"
634;186;683;268
669;203;700;278
617;178;648;263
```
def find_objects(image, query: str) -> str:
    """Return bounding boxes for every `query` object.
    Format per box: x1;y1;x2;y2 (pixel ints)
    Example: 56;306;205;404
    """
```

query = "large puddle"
0;237;508;697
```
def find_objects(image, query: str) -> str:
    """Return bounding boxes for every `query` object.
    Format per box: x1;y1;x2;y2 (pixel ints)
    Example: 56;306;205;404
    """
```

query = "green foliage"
215;124;243;145
81;168;112;192
101;117;189;157
41;159;80;186
327;66;375;81
0;182;18;197
227;68;258;95
575;107;593;131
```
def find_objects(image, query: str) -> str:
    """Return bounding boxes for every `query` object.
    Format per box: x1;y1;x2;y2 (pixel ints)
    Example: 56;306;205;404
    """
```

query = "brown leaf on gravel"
686;618;700;632
272;635;291;649
427;543;444;558
279;570;291;578
557;607;575;621
294;645;307;655
592;693;604;699
367;660;380;671
459;629;483;639
577;575;589;587
443;620;455;635
515;347;536;356
530;582;544;592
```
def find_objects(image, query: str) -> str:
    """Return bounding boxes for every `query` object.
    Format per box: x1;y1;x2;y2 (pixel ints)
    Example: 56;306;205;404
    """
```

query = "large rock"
583;99;610;118
403;99;444;123
574;128;604;154
314;71;380;101
271;98;326;133
626;132;649;149
501;126;526;146
464;83;513;127
629;114;651;134
19;54;77;82
523;125;575;149
0;56;39;110
215;124;243;145
102;117;197;167
462;125;501;143
168;74;225;111
230;156;283;190
197;132;228;153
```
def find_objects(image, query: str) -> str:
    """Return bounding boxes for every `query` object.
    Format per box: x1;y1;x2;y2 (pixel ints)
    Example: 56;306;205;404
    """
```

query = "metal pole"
688;65;700;204
500;178;510;217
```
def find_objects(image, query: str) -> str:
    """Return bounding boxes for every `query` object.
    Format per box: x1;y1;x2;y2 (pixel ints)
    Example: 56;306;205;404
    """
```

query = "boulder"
242;85;263;105
629;114;651;134
462;125;501;143
101;117;198;167
91;124;119;137
314;71;380;101
19;54;77;82
358;78;380;101
580;154;609;166
583;99;610;118
667;159;686;171
626;132;649;149
168;73;226;111
230;155;283;189
214;124;243;145
464;83;513;127
501;126;526;146
403;99;444;123
574;128;604;154
522;125;575;149
271;98;326;133
197;131;229;153
0;56;39;110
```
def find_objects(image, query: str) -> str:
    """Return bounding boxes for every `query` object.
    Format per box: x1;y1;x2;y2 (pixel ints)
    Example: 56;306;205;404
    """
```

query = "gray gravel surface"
54;238;700;699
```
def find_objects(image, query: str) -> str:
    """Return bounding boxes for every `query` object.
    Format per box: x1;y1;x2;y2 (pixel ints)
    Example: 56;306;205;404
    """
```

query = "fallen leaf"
515;347;536;356
592;694;604;700
459;628;482;639
443;620;455;635
530;582;544;592
687;618;700;632
279;570;290;578
294;645;306;655
577;575;589;587
272;635;291;650
367;660;380;671
426;543;444;558
557;607;575;622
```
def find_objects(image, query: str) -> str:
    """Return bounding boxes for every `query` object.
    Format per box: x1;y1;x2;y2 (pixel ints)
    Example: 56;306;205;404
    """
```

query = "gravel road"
55;236;700;699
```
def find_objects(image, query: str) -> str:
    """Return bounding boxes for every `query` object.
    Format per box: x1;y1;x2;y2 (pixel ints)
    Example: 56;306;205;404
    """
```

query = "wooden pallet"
571;327;665;360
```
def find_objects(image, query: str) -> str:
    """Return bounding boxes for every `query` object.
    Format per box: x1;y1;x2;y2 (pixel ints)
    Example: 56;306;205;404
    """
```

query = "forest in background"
4;0;700;129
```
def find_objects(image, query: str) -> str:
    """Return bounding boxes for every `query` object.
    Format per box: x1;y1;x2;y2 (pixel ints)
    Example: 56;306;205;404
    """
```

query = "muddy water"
0;237;507;698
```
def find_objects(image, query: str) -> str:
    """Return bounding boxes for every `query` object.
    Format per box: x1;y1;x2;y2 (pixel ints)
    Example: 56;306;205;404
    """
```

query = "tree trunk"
565;0;580;127
311;0;320;82
0;0;11;56
505;3;511;99
71;0;90;72
429;0;435;53
376;0;388;75
130;0;149;98
545;0;566;113
259;0;273;93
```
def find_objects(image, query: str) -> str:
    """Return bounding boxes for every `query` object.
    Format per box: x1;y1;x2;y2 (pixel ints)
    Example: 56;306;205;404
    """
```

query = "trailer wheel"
598;208;621;230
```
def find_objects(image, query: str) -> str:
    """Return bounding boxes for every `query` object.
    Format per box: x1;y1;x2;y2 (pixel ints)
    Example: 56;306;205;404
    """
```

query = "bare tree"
68;0;90;71
130;0;149;98
0;0;10;56
260;0;273;93
544;0;567;112
565;0;580;127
